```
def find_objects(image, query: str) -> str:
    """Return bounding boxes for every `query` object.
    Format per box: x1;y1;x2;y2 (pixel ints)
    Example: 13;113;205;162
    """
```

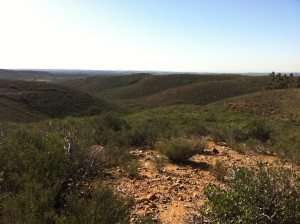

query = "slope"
0;79;116;122
63;73;267;110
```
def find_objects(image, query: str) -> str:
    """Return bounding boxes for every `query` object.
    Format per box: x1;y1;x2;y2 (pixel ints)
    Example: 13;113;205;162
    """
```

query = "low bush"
247;119;272;142
155;137;205;163
210;160;228;182
126;116;169;147
91;112;127;146
120;160;140;178
0;120;133;223
152;154;168;172
212;123;248;143
65;184;133;224
198;162;300;223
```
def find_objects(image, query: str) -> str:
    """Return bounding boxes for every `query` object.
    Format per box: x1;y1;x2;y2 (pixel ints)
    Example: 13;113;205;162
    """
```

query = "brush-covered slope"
64;74;266;109
129;76;266;108
126;88;300;162
223;88;300;124
0;79;115;122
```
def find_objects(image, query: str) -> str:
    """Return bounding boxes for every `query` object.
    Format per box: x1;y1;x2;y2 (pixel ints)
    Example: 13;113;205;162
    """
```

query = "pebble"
146;192;157;201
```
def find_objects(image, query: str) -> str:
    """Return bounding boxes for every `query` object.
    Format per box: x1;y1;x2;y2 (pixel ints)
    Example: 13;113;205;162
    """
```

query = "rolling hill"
222;88;300;124
0;79;116;122
63;73;267;110
0;69;88;82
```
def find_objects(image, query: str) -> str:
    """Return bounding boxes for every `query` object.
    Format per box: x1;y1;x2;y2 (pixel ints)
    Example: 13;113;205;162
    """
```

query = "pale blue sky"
0;0;299;72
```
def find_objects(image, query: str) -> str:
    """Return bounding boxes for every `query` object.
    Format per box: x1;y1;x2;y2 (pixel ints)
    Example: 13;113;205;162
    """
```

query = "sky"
0;0;299;73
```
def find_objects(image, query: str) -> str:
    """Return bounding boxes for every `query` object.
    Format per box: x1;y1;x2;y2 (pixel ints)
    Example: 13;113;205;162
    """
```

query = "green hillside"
64;74;266;110
223;89;300;124
126;88;300;162
0;79;116;122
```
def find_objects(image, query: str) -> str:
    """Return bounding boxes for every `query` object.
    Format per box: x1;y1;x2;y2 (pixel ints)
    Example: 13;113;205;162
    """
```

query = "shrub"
120;160;140;178
212;123;248;143
65;184;133;224
126;116;169;147
0;122;129;224
185;122;210;137
156;137;205;163
198;162;300;223
0;128;70;192
1;183;58;224
91;113;127;146
70;146;128;180
152;154;168;172
247;119;272;142
210;160;228;182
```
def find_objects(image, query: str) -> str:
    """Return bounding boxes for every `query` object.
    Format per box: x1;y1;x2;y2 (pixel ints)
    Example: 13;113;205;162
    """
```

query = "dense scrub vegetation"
0;79;115;122
0;117;134;223
197;163;300;223
63;74;266;110
265;72;300;90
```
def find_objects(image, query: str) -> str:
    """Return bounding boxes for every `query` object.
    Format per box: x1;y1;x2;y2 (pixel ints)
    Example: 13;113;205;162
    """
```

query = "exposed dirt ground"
100;141;296;223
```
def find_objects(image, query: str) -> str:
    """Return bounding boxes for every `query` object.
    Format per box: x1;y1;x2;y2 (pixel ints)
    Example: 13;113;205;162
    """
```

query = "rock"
219;142;228;147
136;197;148;203
147;202;157;209
179;184;185;190
146;192;157;201
175;179;182;184
213;147;219;154
171;183;180;188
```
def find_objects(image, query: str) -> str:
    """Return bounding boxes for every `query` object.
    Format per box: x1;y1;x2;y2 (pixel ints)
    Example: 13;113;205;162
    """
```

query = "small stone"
213;147;219;154
147;202;157;209
136;197;148;203
146;192;157;201
176;179;182;184
179;184;185;190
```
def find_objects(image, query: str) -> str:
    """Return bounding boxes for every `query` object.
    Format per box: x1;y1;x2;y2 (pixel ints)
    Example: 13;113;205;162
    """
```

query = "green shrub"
212;123;248;143
185;122;210;137
0;128;70;192
1;183;58;224
120;160;140;178
156;137;205;163
210;160;228;182
247;119;272;142
126;116;169;147
65;184;133;224
198;162;300;223
152;154;168;172
0;121;133;223
91;113;127;146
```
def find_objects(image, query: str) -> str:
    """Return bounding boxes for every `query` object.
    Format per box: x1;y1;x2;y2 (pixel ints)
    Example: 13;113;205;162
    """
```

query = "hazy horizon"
1;0;299;73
